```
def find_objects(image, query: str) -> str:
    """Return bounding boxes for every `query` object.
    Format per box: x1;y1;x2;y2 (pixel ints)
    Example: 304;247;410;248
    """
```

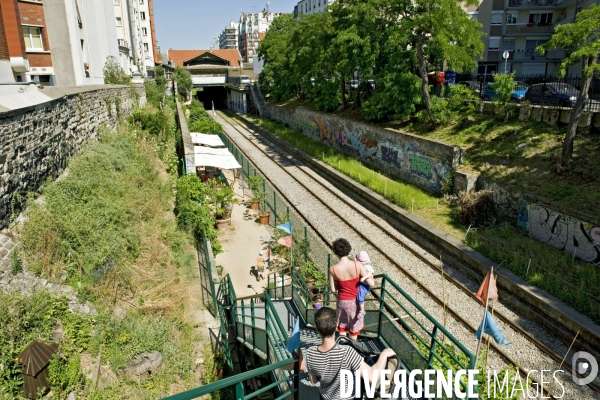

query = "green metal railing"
163;359;296;400
268;267;476;395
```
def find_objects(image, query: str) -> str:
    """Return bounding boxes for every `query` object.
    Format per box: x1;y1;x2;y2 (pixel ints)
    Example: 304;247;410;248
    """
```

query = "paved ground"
215;172;273;298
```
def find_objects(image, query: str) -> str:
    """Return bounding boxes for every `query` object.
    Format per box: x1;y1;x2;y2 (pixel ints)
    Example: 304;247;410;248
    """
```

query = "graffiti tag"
409;154;432;178
528;205;600;263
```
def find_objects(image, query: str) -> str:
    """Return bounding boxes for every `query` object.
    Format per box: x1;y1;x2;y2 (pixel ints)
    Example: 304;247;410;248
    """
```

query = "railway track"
213;109;598;399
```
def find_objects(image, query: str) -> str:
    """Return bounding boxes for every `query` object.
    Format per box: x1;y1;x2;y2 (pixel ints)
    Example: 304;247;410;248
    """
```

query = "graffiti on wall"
276;108;451;191
522;204;600;264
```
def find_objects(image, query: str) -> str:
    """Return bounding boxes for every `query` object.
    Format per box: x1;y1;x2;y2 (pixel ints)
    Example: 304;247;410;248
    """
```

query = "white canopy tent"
190;133;225;147
193;146;242;170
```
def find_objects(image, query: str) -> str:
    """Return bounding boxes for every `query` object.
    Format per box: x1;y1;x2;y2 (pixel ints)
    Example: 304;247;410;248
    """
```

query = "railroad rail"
213;109;599;399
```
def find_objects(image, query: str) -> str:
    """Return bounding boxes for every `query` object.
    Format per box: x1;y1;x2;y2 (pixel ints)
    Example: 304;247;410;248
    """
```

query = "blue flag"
286;318;301;354
276;222;292;235
475;310;510;346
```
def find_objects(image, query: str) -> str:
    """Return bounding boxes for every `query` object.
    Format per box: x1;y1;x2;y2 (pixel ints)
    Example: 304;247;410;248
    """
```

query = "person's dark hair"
332;238;352;258
314;307;337;337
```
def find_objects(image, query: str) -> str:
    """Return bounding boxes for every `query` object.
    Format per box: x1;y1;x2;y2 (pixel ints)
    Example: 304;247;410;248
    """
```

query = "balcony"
504;23;555;35
508;0;557;7
555;16;575;26
117;39;130;49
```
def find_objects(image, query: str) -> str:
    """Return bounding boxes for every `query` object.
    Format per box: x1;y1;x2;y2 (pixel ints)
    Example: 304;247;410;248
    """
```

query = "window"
506;12;518;24
468;11;479;20
116;17;122;26
525;39;548;56
140;11;146;20
491;10;503;25
488;37;500;50
114;0;119;4
576;5;582;13
142;27;147;35
503;40;515;51
143;42;149;51
529;13;552;24
23;26;43;50
139;0;144;3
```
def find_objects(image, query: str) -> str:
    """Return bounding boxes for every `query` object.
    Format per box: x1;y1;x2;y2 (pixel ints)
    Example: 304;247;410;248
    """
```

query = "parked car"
457;80;483;96
344;79;376;92
483;81;529;102
240;75;251;85
524;82;580;107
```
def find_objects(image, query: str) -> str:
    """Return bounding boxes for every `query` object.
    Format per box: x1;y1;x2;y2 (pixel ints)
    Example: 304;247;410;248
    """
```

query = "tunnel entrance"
195;86;227;110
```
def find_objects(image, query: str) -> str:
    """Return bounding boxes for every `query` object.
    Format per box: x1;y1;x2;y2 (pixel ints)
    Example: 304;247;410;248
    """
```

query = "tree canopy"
258;1;483;122
538;5;600;169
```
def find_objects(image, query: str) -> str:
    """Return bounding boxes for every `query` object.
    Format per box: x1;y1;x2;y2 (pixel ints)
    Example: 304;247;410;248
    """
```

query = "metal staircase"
250;83;270;118
164;264;477;400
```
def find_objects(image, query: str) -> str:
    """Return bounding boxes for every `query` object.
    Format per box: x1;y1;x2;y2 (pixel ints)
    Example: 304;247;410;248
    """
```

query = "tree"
490;72;517;121
103;56;130;85
154;65;167;88
538;5;600;170
257;14;299;102
385;0;484;119
174;67;192;99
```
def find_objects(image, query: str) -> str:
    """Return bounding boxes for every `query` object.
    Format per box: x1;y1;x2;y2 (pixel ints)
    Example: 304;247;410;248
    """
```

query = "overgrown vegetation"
7;99;205;397
465;224;600;323
174;67;192;99
103;56;131;85
188;99;223;133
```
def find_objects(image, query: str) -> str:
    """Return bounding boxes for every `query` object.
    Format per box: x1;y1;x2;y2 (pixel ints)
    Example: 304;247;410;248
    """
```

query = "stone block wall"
0;84;146;228
267;105;462;193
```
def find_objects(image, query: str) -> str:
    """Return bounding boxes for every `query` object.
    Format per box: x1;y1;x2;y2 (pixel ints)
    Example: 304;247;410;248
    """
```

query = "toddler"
355;251;375;319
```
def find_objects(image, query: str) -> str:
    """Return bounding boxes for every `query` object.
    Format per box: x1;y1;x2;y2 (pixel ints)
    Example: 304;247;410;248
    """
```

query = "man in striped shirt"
297;307;396;400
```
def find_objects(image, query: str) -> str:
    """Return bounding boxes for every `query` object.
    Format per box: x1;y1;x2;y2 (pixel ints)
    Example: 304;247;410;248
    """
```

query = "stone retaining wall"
267;105;462;193
0;84;146;228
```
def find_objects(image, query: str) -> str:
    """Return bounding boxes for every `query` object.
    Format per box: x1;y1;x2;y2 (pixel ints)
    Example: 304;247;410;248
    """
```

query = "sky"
153;0;298;53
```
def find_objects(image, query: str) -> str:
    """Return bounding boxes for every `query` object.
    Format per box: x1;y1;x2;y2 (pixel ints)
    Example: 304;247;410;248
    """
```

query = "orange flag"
475;271;498;304
277;235;292;248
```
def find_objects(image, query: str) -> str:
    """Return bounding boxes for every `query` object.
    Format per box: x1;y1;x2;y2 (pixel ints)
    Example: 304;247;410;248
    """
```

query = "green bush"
187;100;223;133
10;248;22;275
490;73;517;121
309;79;341;112
48;353;84;396
174;67;192;98
363;72;422;122
145;80;166;108
129;108;172;137
417;97;455;126
103;56;130;85
175;174;221;255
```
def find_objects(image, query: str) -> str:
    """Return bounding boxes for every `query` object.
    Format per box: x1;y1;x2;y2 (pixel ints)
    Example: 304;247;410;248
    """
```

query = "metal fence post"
378;278;386;337
274;192;277;222
304;227;308;262
427;326;439;369
262;179;266;210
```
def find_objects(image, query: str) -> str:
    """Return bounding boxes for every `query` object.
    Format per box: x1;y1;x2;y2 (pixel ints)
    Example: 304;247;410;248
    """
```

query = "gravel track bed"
214;112;594;399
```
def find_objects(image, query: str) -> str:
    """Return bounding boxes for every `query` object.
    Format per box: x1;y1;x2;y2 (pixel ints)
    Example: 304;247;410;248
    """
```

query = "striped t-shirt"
302;344;364;400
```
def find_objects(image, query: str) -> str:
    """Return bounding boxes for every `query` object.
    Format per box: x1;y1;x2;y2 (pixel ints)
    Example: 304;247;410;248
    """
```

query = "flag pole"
475;266;494;363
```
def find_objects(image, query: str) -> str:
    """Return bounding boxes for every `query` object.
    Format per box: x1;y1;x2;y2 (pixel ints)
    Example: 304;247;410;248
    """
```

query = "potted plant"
258;210;270;225
210;184;237;230
299;260;327;289
246;175;265;211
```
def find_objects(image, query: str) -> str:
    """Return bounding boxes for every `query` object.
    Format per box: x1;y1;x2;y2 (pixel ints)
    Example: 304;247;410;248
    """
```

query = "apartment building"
138;0;159;69
467;0;595;77
238;10;285;62
219;21;239;50
295;0;333;16
1;0;120;86
45;0;119;85
0;0;51;84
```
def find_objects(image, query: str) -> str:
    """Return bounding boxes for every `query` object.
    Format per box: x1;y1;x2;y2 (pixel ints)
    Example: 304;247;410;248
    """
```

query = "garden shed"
18;340;59;399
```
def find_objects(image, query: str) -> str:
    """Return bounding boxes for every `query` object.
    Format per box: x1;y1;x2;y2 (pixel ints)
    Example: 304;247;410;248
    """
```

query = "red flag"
475;271;498;304
277;235;292;248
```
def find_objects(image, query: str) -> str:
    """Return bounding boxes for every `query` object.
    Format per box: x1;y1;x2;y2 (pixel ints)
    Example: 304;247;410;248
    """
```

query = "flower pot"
216;218;230;230
259;212;270;225
250;201;260;210
306;279;315;287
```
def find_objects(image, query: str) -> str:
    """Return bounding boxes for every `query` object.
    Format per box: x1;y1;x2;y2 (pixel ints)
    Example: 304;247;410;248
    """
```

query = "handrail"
377;273;475;368
162;358;296;400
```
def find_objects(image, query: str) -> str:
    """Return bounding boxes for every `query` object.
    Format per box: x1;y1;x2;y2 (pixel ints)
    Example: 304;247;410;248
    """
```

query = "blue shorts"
357;282;370;305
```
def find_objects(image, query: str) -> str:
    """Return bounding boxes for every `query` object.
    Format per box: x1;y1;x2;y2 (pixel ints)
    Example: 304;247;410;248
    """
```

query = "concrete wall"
267;105;462;193
476;178;600;264
0;84;145;228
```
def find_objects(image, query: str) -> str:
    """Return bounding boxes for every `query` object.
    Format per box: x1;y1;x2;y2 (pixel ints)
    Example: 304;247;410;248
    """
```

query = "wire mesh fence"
455;74;600;112
220;133;334;278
